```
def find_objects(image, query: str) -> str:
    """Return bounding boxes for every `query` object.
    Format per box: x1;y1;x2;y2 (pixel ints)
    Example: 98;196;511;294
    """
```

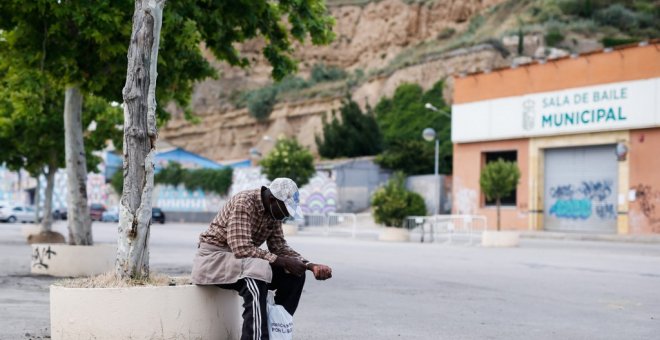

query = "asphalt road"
1;221;659;339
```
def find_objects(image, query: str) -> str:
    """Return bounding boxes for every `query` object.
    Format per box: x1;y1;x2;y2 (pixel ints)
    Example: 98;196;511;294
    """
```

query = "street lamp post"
422;128;439;216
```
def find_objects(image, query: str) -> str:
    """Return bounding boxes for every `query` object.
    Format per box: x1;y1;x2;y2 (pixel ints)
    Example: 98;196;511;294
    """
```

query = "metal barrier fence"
303;213;358;238
404;215;488;245
301;213;487;243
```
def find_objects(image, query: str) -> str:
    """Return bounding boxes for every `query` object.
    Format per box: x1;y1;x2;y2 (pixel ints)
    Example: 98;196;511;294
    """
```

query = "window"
13;207;23;212
483;150;517;206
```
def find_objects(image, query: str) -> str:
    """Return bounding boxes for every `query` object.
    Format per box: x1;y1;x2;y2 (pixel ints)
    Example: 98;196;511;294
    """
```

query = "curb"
520;231;660;244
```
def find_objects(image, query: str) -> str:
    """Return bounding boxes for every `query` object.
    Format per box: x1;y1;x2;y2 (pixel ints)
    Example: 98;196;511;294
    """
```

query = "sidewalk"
520;230;660;244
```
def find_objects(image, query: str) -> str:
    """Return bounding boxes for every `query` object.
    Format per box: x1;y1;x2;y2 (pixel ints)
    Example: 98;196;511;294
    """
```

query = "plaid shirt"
199;188;305;263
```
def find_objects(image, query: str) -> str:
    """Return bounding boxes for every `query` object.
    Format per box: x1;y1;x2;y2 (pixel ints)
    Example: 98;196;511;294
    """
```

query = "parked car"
89;204;107;221
101;206;119;223
0;204;42;223
52;206;68;220
152;207;166;224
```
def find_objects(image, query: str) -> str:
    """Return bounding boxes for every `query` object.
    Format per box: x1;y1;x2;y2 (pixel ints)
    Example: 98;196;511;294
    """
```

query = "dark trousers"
217;265;305;340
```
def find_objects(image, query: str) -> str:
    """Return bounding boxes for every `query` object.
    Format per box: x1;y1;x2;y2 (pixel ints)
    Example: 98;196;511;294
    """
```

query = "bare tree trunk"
64;86;93;245
116;0;165;280
40;159;57;232
496;197;501;232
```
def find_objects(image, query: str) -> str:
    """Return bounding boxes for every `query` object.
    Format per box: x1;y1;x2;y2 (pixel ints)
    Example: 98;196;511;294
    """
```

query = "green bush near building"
371;172;427;228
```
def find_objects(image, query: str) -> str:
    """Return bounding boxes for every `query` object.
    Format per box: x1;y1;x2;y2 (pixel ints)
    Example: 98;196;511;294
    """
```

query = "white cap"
267;178;304;221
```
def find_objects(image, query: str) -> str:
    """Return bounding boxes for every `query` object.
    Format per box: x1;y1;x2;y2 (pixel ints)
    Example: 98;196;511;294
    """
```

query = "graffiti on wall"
299;172;337;214
630;184;660;232
453;178;477;215
37;171;118;209
231;167;337;214
230;167;270;197
32;246;57;269
154;185;224;212
549;180;616;220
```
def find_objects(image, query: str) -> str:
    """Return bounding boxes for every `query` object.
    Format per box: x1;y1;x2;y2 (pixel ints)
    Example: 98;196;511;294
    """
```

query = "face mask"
271;200;292;223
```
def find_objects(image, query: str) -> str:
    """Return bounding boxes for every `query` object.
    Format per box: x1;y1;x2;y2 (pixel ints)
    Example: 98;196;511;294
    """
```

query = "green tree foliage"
154;162;233;196
479;159;521;231
371;172;427;228
374;80;451;175
376;140;438;175
0;49;121;180
0;1;335;110
260;137;315;187
316;96;382;158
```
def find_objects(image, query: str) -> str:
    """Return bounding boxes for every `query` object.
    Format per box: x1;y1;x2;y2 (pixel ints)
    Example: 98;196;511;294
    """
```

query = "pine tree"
316;96;382;159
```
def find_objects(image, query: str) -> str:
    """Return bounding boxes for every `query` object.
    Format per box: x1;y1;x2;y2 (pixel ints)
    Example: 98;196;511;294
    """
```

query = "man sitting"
192;177;332;340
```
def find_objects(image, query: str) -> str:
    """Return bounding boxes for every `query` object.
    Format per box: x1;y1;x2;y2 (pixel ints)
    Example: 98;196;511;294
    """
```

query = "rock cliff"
160;0;509;161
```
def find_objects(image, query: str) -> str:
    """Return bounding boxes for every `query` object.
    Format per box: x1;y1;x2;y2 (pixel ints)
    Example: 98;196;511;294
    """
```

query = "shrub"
601;36;640;47
436;27;456;40
260;137;315;187
594;4;639;31
557;0;597;18
371;172;427;228
310;63;347;83
246;87;277;121
466;15;484;35
545;27;564;47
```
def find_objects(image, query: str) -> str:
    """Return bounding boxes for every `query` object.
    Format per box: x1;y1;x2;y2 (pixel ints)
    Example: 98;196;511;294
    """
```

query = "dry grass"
55;272;192;288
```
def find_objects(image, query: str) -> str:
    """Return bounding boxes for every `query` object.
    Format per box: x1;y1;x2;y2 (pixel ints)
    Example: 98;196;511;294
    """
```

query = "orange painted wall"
628;129;660;234
454;43;660;104
453;139;529;230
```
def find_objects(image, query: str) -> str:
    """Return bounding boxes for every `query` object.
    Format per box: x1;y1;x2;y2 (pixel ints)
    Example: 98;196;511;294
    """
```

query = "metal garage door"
544;145;618;233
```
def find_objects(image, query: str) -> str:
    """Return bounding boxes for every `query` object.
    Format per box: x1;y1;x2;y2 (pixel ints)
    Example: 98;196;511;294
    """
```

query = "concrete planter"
50;284;242;340
282;223;298;236
481;230;520;247
31;244;115;277
378;227;410;242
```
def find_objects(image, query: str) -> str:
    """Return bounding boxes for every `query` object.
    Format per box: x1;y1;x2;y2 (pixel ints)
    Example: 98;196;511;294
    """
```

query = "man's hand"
273;256;306;277
307;263;332;280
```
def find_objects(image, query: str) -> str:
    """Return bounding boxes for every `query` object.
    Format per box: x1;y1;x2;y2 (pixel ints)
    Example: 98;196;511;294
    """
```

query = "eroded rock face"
161;0;508;162
298;0;505;71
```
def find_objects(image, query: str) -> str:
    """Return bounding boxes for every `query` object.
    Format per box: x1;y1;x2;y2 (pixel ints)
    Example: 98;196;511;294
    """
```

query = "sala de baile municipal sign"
537;87;627;129
452;77;660;143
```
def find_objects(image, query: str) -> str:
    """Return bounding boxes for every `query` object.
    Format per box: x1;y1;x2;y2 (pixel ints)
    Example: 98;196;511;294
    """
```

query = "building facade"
451;42;660;235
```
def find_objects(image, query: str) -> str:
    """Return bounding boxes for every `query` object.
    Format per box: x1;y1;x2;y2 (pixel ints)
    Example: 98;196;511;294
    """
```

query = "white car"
0;204;42;223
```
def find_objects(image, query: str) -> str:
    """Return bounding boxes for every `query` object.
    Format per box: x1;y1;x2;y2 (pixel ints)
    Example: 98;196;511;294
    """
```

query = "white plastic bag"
267;294;294;340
